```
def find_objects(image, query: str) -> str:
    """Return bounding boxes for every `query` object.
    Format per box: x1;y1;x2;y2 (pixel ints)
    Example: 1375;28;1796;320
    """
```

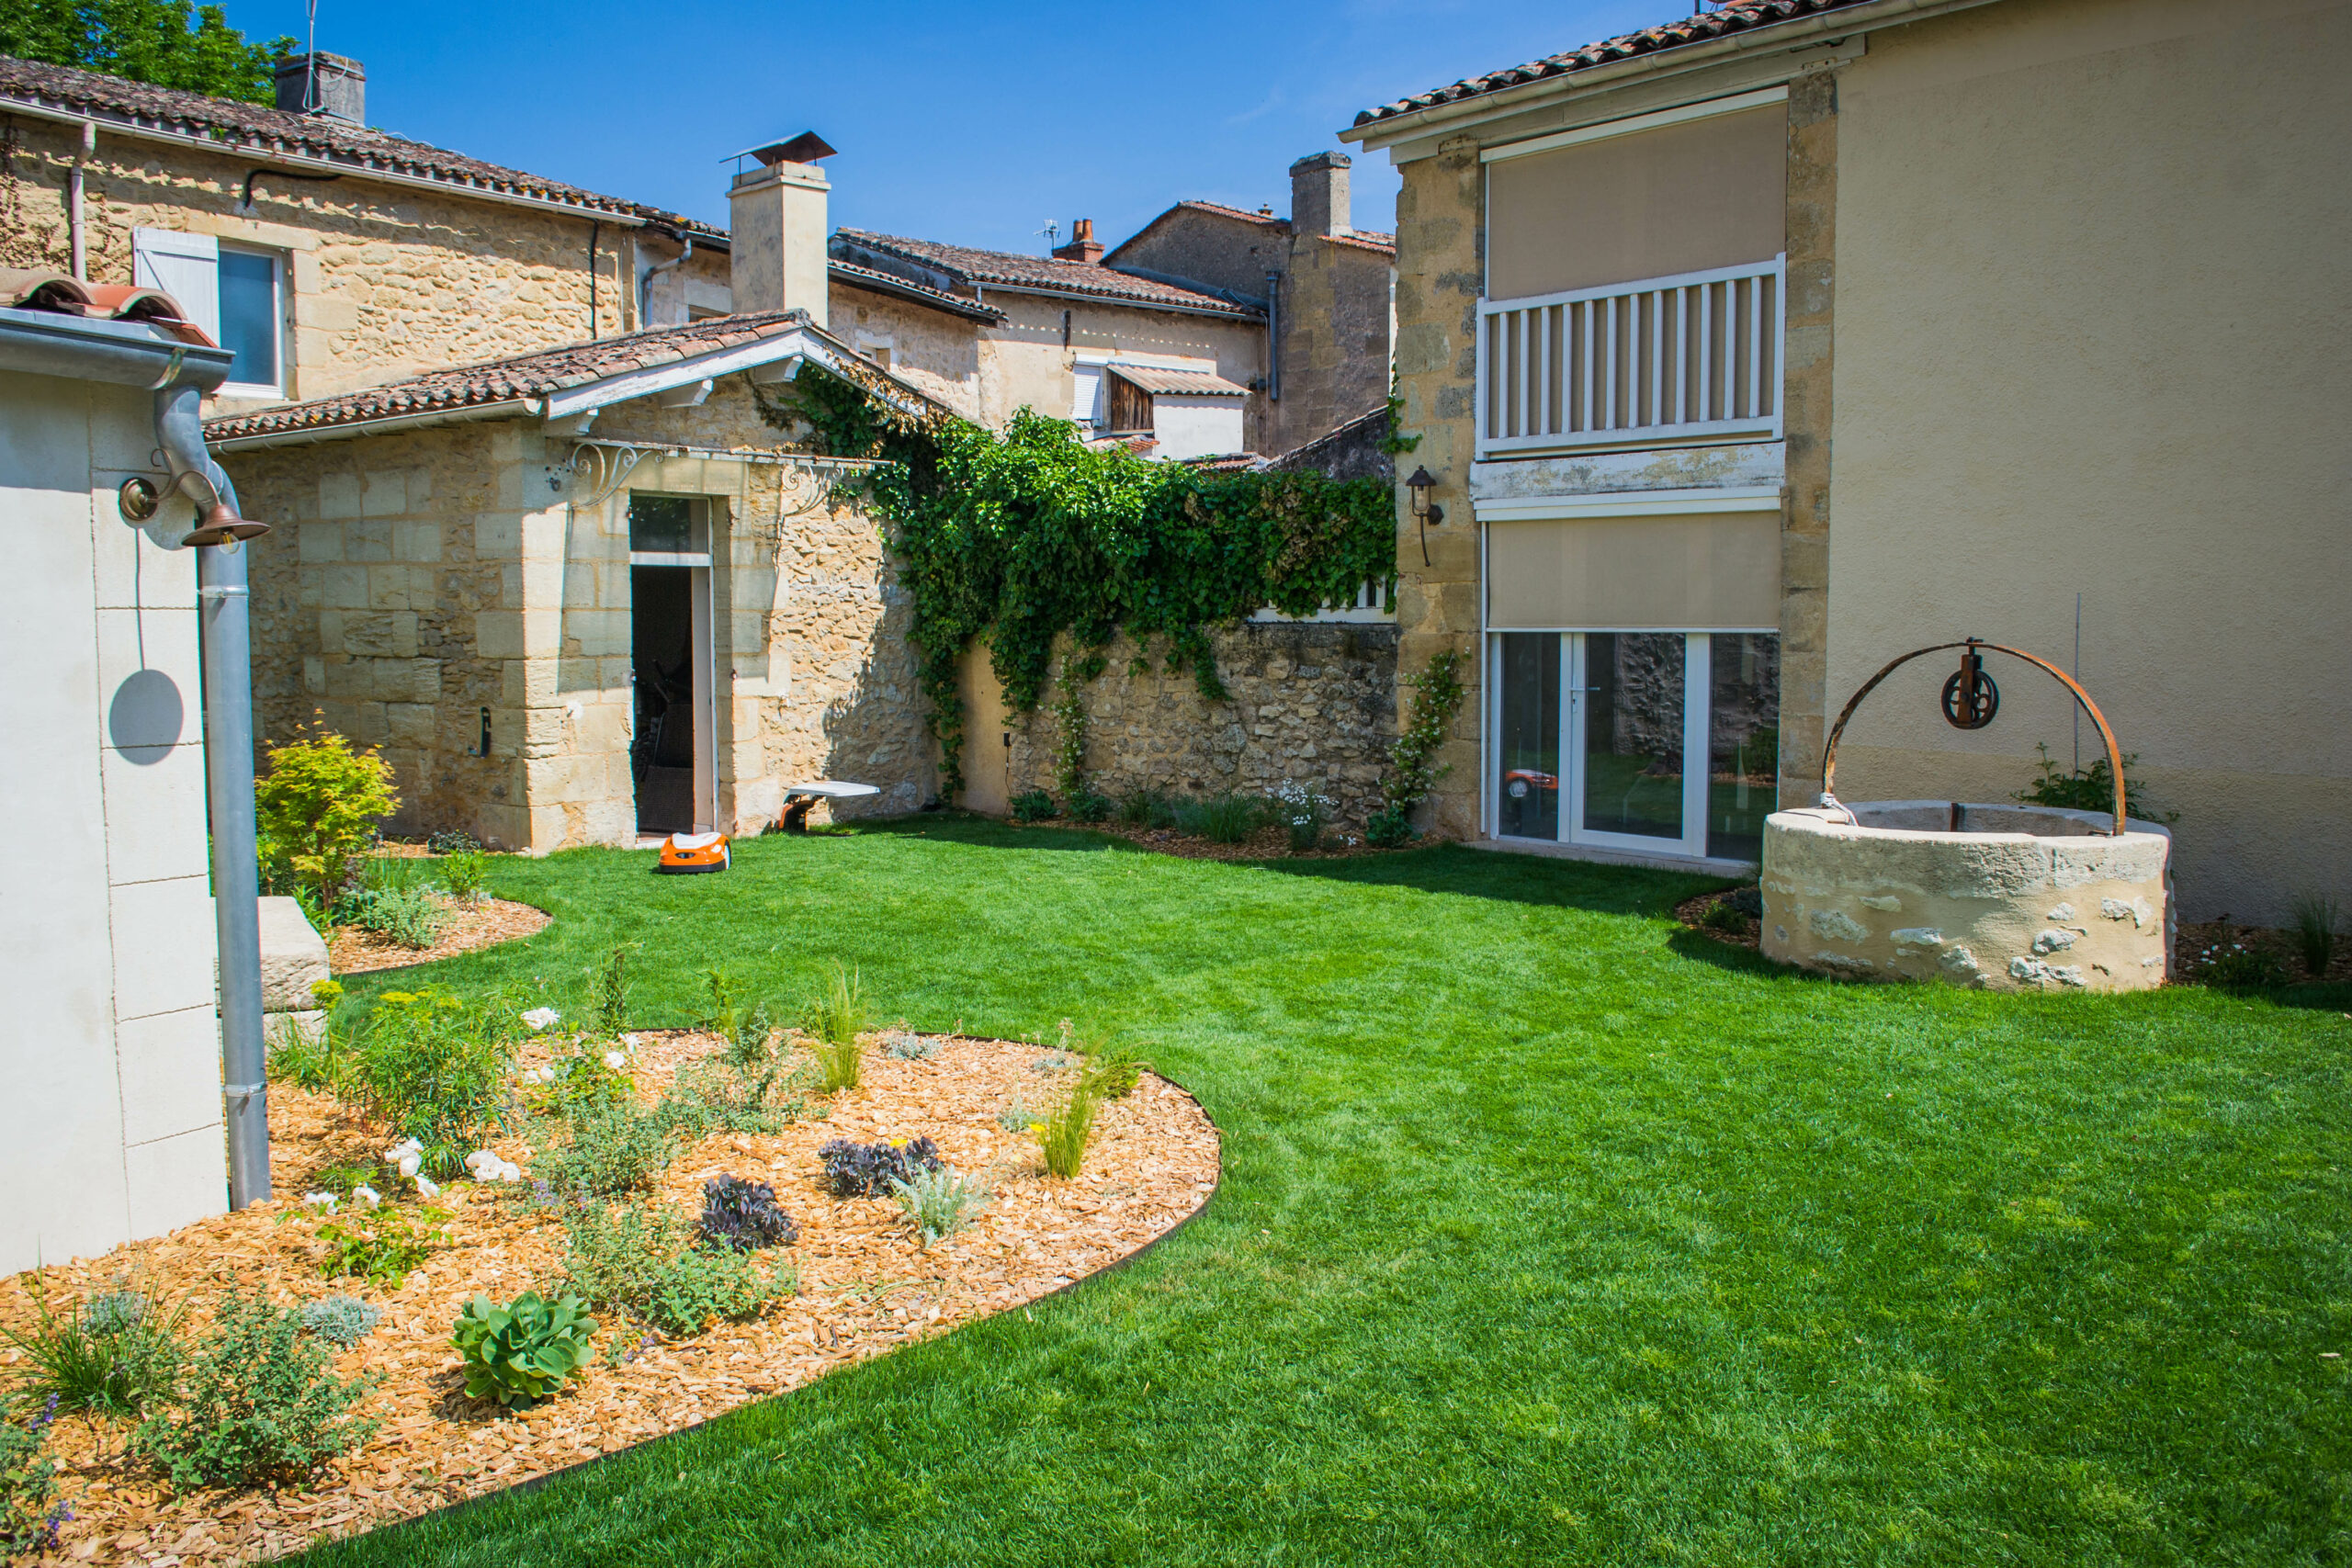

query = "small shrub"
996;1096;1035;1133
132;1287;378;1490
342;987;514;1153
1068;787;1113;825
1037;1087;1099;1180
537;1102;674;1198
539;1043;634;1115
560;1201;787;1337
2014;740;2177;824
2198;942;2289;993
729;1000;777;1073
453;1292;597;1408
802;964;869;1091
1077;1044;1145;1101
296;1296;379;1348
1363;804;1414;848
426;827;481;854
1174;792;1261;844
1725;886;1765;919
1270;780;1330;852
0;1398;65;1559
254;732;401;908
2;1280;179;1417
354;883;445;950
1701;899;1750;934
439;850;490;902
306;1161;380;1200
595;945;632;1036
819;1136;944;1199
696;1177;799;1252
1119;790;1178;830
1010;788;1058;823
2290;894;2340;977
1030;1050;1075;1073
884;1030;940;1060
888;1165;989;1247
315;1206;446;1289
655;1055;808;1140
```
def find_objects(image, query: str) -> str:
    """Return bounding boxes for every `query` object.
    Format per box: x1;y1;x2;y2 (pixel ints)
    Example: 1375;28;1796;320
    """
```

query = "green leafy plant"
655;1053;808;1139
341;987;514;1152
1067;787;1114;824
538;1041;635;1116
2014;741;2177;824
352;879;445;950
452;1292;597;1409
1037;1085;1100;1180
1701;899;1751;935
2290;894;2340;978
1051;660;1095;808
1119;790;1179;830
296;1295;379;1348
595;945;632;1036
537;1101;674;1198
1174;793;1262;845
888;1165;989;1247
2;1279;180;1417
1077;1043;1146;1102
996;1095;1035;1133
1271;780;1330;852
254;731;401;908
439;850;490;902
560;1201;788;1337
1369;649;1466;846
131;1287;378;1491
315;1206;446;1289
1010;788;1059;823
426;827;481;854
2195;941;2289;993
802;964;869;1092
0;1396;65;1559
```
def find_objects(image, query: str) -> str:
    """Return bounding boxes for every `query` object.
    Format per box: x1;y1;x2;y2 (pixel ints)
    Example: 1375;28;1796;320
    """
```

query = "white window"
131;229;287;397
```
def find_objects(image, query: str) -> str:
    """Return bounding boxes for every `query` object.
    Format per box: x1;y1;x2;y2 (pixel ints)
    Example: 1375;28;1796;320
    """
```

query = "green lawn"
311;818;2350;1566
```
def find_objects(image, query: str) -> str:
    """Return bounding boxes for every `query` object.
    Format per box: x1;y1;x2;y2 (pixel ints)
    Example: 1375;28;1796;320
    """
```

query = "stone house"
1344;0;2350;922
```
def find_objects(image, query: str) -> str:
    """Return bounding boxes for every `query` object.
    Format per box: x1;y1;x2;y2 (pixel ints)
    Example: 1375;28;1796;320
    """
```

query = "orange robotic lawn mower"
656;831;730;874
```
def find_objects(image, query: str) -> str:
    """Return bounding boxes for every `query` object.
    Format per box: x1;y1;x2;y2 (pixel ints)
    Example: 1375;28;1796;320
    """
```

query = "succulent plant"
696;1175;799;1252
818;1136;943;1199
451;1291;597;1408
297;1293;381;1348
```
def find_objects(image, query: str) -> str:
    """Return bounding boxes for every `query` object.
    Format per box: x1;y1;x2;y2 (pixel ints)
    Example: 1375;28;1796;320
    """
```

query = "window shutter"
1069;366;1103;427
131;229;220;344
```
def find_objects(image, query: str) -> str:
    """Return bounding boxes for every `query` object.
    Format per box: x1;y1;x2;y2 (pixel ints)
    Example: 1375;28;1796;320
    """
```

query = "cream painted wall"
978;295;1267;445
0;369;226;1274
1825;0;2352;922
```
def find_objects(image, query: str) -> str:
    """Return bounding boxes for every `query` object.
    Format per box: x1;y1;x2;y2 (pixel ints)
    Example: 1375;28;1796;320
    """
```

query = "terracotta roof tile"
0;54;723;238
0;265;216;343
831;230;1261;319
1354;0;1879;128
1105;365;1250;398
828;259;1006;322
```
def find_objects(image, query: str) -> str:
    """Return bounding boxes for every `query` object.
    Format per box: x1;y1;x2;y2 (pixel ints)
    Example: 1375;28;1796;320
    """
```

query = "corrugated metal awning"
1105;364;1250;398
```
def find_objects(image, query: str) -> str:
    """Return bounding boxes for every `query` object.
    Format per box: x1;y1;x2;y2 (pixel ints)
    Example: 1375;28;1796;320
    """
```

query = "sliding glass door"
1490;631;1778;862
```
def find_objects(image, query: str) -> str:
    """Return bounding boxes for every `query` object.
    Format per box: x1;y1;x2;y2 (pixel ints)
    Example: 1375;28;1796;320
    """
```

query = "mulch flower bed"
328;897;552;976
1674;888;1763;953
0;1032;1218;1564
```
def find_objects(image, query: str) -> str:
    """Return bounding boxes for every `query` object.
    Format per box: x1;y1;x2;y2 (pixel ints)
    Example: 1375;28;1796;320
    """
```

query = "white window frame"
214;242;288;400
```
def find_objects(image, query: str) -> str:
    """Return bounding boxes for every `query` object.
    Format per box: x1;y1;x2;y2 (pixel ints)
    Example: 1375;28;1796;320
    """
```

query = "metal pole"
199;537;270;1207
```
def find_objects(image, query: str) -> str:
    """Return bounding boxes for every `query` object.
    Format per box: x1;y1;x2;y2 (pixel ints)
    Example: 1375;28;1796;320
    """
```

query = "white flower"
352;1185;382;1208
304;1190;338;1211
522;1007;560;1032
464;1149;499;1177
413;1174;441;1200
396;1152;422;1179
604;1050;628;1071
494;1160;523;1182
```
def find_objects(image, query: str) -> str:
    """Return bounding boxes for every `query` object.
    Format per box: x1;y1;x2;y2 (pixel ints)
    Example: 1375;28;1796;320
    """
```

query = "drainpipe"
69;119;93;280
638;235;692;330
1263;269;1282;403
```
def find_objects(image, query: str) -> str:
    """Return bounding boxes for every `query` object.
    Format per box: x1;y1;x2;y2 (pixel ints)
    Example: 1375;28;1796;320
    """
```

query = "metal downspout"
155;376;273;1209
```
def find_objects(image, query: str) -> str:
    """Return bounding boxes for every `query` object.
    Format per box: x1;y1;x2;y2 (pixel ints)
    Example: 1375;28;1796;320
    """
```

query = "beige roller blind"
1487;104;1787;301
1486;512;1781;630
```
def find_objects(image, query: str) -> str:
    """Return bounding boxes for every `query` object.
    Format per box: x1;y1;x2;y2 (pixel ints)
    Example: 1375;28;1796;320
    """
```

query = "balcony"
1475;254;1784;459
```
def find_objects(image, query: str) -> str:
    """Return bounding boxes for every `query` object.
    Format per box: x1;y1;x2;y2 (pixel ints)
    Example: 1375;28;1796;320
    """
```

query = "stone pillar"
1388;134;1485;840
1779;69;1839;813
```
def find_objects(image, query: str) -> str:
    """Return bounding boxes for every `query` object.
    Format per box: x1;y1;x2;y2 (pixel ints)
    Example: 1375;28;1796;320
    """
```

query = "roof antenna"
303;0;321;111
1036;220;1059;254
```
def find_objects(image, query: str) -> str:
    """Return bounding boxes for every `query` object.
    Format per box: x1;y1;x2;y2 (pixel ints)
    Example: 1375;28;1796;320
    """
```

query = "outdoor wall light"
1405;465;1445;565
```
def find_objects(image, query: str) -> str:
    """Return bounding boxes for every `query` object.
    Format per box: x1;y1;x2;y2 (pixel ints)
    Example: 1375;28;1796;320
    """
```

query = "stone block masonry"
991;622;1399;828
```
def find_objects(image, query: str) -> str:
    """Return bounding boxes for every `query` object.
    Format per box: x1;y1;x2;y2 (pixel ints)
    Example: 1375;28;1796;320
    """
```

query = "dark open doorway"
628;495;713;836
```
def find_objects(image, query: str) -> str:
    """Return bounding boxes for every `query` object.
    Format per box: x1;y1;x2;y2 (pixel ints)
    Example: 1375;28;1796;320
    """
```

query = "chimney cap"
734;130;838;168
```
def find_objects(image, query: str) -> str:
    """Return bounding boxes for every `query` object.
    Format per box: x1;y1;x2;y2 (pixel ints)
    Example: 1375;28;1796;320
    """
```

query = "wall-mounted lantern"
1405;465;1444;566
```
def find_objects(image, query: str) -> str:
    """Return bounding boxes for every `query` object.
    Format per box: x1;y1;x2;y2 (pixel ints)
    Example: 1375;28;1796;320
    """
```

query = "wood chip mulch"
0;1033;1219;1564
328;897;551;976
2174;917;2351;987
1675;888;1762;952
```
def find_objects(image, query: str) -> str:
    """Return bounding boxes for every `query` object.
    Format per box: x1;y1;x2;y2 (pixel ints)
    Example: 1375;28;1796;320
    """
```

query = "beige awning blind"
1486;512;1781;630
1486;104;1786;301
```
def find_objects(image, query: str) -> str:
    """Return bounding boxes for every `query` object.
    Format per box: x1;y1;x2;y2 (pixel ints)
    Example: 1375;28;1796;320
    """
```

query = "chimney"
1289;151;1351;239
1052;218;1103;265
729;131;836;327
273;52;365;125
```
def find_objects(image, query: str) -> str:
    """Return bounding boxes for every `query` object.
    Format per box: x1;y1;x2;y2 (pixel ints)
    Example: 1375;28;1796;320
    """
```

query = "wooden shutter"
1107;374;1154;434
131;229;220;344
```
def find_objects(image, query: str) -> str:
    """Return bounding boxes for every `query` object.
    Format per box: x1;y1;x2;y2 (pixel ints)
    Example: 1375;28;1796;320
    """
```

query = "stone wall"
983;622;1399;828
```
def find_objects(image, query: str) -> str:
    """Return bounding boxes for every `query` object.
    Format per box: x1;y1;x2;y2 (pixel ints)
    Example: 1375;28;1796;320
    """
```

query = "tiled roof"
0;265;216;344
831;230;1261;319
1170;199;1286;228
828;259;1005;322
1106;364;1250;398
1107;200;1396;258
205;312;822;442
1354;0;1882;127
1325;231;1396;255
0;54;724;239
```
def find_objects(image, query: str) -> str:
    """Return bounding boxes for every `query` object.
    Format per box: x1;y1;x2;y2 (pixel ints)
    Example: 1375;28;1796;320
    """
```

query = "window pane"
1496;634;1559;840
1581;631;1684;840
628;495;694;553
1706;633;1780;861
217;248;277;389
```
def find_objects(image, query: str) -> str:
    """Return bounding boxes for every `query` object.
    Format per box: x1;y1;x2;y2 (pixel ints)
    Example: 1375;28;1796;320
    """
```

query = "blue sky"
239;1;1682;254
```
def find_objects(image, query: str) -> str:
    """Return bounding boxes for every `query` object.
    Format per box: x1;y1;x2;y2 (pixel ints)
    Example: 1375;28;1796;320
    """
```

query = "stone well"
1759;802;2173;991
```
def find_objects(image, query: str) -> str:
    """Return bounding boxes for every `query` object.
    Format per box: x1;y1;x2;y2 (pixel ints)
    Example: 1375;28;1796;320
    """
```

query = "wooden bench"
777;780;881;833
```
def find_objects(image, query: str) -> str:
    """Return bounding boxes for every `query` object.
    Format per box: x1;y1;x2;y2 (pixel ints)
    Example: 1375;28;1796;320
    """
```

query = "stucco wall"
233;378;931;852
0;121;634;406
1823;0;2352;922
2;367;226;1273
978;293;1268;448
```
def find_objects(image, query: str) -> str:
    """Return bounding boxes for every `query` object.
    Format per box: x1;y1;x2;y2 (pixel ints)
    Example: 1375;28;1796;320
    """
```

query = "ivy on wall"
768;367;1397;797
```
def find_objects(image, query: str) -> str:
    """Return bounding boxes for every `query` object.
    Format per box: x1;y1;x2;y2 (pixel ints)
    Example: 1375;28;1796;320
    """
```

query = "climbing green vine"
769;366;1396;796
1366;649;1466;846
